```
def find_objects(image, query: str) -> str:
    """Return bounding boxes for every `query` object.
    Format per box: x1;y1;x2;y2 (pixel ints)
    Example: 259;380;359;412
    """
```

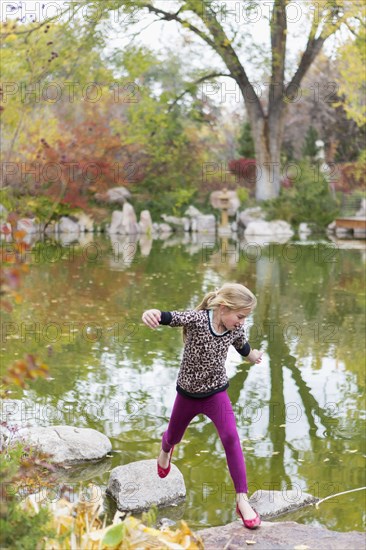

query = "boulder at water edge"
139;210;153;234
244;220;294;236
14;425;112;464
58;216;80;234
107;459;186;512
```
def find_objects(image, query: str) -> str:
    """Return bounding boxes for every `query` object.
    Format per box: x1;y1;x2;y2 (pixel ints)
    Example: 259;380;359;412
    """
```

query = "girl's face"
220;306;252;331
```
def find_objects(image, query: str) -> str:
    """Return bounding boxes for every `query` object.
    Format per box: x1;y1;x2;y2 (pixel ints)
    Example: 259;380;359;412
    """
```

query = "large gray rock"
58;217;80;234
157;223;173;234
244;220;294;237
73;212;94;232
238;206;266;228
106;459;186;512
14;425;112;464
109;210;124;234
108;203;139;235
250;489;318;518
191;215;216;233
184;205;202;218
198;520;365;550
161;214;190;232
95;186;131;204
121;202;139;234
139;210;153;234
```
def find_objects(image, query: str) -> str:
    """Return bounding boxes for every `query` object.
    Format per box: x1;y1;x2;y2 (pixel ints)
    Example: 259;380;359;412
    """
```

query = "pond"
1;232;365;532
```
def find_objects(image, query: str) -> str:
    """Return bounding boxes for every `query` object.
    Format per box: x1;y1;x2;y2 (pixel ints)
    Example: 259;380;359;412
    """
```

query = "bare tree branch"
286;5;347;98
187;3;264;118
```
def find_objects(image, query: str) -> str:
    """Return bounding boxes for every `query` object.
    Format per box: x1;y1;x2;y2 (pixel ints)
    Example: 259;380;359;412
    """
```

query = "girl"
142;282;263;529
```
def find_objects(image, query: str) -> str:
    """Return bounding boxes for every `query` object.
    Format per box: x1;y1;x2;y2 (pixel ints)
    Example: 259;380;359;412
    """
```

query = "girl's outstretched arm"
142;309;161;329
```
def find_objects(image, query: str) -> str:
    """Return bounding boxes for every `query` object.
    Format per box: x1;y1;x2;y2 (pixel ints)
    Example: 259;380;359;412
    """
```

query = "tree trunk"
245;105;286;200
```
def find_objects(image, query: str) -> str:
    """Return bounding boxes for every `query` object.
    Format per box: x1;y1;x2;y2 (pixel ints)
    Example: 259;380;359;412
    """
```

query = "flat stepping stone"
14;425;112;464
106;459;186;512
251;489;318;518
198;519;365;549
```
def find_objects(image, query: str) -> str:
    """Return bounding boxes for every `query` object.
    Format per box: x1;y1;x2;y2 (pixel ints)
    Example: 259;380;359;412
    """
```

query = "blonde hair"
196;282;256;312
183;283;256;341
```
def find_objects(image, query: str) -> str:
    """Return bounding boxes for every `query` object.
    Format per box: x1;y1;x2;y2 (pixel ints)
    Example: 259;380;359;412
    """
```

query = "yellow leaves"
4;33;17;42
31;488;204;550
337;28;366;127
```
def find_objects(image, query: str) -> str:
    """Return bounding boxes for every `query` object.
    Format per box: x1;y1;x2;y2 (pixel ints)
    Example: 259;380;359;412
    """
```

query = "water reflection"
1;232;365;532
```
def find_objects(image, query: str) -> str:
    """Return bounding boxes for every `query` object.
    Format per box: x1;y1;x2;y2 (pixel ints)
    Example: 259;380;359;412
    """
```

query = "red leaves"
228;158;257;195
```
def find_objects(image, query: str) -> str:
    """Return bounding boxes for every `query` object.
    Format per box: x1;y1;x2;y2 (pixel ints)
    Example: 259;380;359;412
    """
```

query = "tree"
0;16;114;169
76;0;359;200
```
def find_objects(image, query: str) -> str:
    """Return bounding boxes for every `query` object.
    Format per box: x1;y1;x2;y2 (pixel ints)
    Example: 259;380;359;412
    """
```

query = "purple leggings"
162;390;248;493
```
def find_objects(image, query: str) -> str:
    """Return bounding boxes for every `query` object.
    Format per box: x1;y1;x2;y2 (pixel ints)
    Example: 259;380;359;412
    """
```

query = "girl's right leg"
161;392;199;453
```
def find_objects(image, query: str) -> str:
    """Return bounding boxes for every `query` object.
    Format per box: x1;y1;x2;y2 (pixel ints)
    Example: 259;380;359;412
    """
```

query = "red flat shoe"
157;446;174;478
236;503;261;529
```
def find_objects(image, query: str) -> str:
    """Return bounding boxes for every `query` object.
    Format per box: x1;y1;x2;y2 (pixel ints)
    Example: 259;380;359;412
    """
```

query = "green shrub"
263;160;340;228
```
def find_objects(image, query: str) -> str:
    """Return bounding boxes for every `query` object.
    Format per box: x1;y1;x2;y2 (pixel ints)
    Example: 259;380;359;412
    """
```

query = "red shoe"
157;446;174;478
236;503;261;529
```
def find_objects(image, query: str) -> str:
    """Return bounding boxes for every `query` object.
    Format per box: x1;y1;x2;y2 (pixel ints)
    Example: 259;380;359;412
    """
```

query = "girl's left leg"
203;390;247;493
203;391;257;521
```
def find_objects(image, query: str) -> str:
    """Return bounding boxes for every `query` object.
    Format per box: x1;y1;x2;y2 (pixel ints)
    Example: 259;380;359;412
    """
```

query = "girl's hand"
248;349;263;364
142;309;161;329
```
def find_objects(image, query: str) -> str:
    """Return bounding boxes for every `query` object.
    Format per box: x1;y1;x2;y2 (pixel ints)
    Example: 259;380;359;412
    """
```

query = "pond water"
1;233;365;532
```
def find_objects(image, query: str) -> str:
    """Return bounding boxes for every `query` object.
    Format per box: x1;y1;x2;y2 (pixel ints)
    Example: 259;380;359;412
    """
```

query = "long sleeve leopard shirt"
159;309;251;399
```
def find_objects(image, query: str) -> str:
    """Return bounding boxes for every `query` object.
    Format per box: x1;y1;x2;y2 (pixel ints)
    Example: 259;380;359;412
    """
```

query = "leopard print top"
159;309;251;398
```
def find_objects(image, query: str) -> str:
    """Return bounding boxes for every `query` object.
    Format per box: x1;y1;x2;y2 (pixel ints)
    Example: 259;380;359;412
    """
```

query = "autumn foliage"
228;158;257;196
